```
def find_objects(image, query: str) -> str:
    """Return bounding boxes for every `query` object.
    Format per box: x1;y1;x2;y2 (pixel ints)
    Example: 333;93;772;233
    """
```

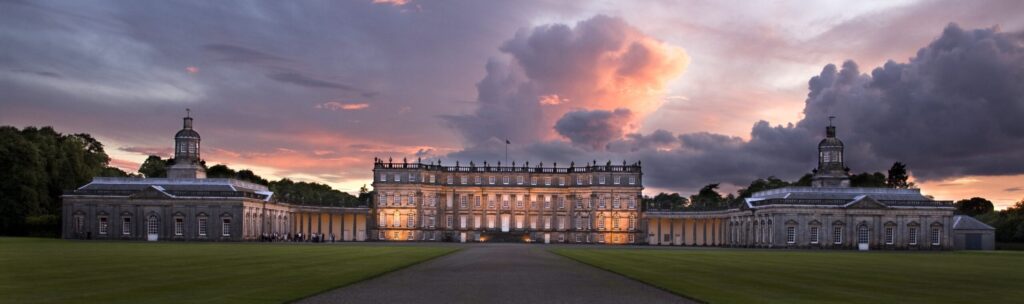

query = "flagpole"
504;138;509;166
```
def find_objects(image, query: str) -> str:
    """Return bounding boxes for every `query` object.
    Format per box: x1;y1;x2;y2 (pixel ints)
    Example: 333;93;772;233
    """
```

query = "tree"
645;192;687;210
850;172;887;187
690;184;724;209
205;164;236;178
793;173;813;186
138;155;168;178
737;176;790;199
886;162;914;189
97;166;137;177
954;197;994;217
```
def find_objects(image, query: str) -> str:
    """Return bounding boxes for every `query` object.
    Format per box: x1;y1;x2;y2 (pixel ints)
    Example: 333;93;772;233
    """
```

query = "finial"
828;115;835;126
186;108;191;118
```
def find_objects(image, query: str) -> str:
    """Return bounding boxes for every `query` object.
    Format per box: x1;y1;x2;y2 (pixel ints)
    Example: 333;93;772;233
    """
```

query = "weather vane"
186;108;191;118
828;115;835;126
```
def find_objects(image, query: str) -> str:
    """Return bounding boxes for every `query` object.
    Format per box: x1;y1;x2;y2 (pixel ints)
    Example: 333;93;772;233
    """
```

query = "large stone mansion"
62;113;993;250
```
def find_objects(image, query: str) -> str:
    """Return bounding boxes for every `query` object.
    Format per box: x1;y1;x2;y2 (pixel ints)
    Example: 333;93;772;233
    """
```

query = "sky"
2;0;1023;208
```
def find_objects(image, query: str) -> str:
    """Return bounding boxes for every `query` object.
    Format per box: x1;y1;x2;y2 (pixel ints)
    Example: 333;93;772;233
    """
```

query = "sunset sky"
2;0;1022;208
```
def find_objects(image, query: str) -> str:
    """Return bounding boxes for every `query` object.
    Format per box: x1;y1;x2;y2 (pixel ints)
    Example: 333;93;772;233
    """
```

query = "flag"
505;139;511;145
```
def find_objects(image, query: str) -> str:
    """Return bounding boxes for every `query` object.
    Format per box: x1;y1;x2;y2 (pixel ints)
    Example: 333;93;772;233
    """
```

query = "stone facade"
371;159;643;244
645;123;960;250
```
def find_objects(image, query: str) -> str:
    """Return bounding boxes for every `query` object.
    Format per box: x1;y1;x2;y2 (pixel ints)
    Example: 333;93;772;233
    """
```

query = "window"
544;177;551;186
517;176;524;185
575;199;582;209
460;215;468;228
576;176;582;185
613;215;619;229
544;216;551;229
98;216;109;235
628;198;636;209
395;174;401;182
516;199;523;209
599;175;606;184
589;175;594;185
122;217;131;235
885;227;894;245
598;215;605;229
558;177;565;186
575;234;582;242
430;175;436;183
909;227;919;245
475;176;482;185
487;215;496;228
147;213;158;233
502;195;510;209
446;215;453;228
488;197;495;209
628;234;635;243
503;176;510;185
515;215;524;229
489;176;496;185
931;228;941;246
786;226;796;244
198;218;208;236
628;217;636;230
461;176;468;184
393;212;401;227
613;198;620;209
460;196;468;209
408;214;416;228
544;196;551;209
558;197;564;209
575;217;582;230
809;227;819;244
833;226;843;244
409;173;416;182
475;197;482;208
531;177;538;185
858;226;869;244
174;218;184;236
221;219;231;237
629;176;636;185
614;176;621;185
598;197;607;209
409;195;416;206
73;215;84;233
446;175;453;184
474;215;481;228
380;173;387;182
558;217;566;230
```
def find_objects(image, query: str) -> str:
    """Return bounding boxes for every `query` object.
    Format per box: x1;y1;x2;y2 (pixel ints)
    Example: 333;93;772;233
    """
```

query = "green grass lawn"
553;247;1024;304
0;238;456;304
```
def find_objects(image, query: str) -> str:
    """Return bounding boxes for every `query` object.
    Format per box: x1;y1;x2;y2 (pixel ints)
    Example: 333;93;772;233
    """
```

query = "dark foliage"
955;197;995;217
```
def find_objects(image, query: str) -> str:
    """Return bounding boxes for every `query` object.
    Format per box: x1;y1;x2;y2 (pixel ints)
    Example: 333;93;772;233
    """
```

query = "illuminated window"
461;176;468;184
558;177;565;186
429;175;436;183
408;213;416;228
460;196;468;209
544;177;551;186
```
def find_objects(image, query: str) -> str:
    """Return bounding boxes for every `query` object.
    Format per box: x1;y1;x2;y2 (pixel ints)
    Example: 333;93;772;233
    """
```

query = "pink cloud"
315;101;370;111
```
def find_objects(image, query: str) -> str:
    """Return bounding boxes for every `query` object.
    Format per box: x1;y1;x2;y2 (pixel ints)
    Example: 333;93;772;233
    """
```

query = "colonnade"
647;215;729;246
290;210;368;241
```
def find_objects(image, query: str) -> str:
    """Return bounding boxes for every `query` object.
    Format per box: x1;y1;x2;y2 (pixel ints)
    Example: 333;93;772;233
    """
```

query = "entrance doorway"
147;215;159;241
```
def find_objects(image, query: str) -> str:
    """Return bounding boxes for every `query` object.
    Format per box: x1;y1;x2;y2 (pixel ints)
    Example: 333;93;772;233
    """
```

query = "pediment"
130;186;175;199
844;195;887;209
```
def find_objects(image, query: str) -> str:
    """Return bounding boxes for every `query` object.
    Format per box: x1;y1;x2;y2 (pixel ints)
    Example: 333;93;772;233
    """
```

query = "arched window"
147;215;160;235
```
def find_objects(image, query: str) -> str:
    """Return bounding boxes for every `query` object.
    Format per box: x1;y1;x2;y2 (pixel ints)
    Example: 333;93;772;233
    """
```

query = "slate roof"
69;177;272;200
953;215;995;230
745;186;953;208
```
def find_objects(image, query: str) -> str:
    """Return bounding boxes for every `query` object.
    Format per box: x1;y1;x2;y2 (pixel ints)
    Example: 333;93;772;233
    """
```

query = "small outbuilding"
951;215;995;250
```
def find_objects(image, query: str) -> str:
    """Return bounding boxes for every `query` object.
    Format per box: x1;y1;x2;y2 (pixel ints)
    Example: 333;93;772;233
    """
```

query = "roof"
745;186;953;209
953;215;995;230
175;128;200;139
70;177;272;200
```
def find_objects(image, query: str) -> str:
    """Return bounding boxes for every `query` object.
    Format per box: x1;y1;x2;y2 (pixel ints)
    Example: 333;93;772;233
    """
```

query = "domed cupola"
811;117;850;187
168;109;206;179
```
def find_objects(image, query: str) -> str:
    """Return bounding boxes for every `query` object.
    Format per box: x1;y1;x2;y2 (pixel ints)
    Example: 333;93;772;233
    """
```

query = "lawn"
0;238;456;304
553;247;1024;304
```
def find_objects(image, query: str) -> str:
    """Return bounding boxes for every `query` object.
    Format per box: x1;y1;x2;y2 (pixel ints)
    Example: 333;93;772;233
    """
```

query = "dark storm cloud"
554;108;633;150
446;23;1024;192
203;44;289;63
266;72;359;91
